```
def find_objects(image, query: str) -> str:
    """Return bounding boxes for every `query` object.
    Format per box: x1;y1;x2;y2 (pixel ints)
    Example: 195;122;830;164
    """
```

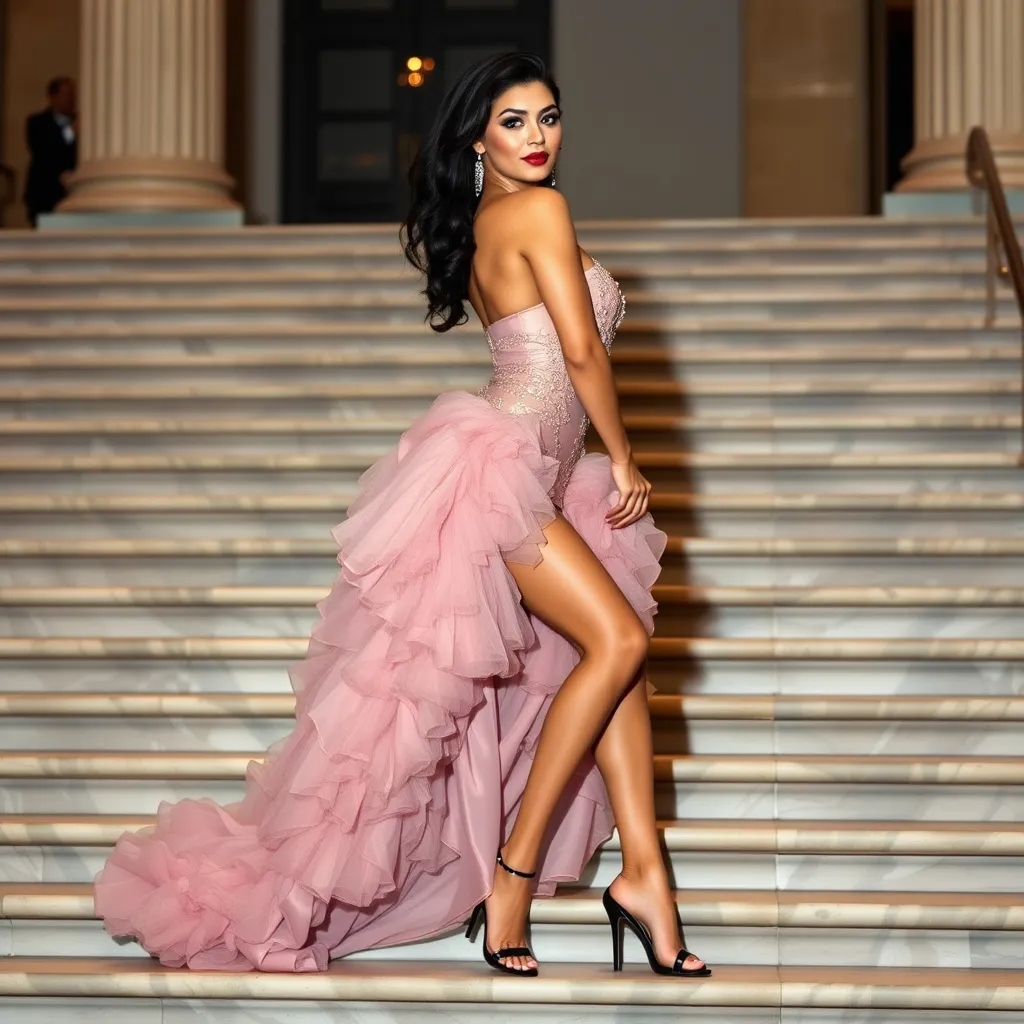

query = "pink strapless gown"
93;260;668;971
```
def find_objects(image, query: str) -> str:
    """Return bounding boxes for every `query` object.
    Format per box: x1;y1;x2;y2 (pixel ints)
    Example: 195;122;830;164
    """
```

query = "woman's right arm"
514;188;651;528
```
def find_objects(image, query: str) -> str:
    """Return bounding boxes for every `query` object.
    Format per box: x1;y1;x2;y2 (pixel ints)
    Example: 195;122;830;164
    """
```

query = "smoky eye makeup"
499;111;562;129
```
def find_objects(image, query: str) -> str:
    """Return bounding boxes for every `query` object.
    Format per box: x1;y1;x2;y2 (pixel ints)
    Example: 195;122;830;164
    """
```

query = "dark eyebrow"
497;105;560;117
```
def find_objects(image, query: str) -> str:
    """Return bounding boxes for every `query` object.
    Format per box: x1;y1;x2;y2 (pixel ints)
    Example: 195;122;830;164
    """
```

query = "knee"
591;614;649;685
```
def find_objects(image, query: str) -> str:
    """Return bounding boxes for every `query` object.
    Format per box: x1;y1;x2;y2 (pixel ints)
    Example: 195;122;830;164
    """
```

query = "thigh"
504;512;645;655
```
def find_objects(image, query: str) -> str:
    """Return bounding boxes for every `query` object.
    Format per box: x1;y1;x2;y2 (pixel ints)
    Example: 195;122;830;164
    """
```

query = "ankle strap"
496;850;536;879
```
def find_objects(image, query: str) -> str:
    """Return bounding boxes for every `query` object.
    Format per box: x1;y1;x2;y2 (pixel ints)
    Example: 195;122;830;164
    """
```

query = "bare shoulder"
476;187;571;235
510;186;572;232
505;188;576;261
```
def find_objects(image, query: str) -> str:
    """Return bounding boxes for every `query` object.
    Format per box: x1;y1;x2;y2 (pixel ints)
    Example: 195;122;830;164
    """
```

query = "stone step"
3;584;1023;608
2;690;1023;722
3;814;1022;855
5;535;1024;558
0;288;1013;328
0;262;1004;299
2;602;1020;643
8;837;1020;893
0;451;1019;474
5;535;1024;591
2;411;1020;434
6;545;1021;589
0;320;1018;354
19;510;1019;541
7;881;1023;930
0;254;993;287
1;751;1022;786
6;815;1024;888
12;659;1008;699
1;375;1018;402
2;692;1021;763
5;466;1022;502
0;215;1005;251
3;885;1021;970
3;959;1023;1022
10;771;1019;821
4;427;1016;460
2;489;1020;516
3;341;1018;370
1;635;1023;661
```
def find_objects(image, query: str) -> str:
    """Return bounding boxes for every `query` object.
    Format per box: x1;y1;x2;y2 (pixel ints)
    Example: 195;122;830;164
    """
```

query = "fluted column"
60;0;238;212
897;0;1024;191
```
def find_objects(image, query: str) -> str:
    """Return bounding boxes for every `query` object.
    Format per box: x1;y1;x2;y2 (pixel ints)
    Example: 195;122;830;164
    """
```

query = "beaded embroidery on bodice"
476;260;627;505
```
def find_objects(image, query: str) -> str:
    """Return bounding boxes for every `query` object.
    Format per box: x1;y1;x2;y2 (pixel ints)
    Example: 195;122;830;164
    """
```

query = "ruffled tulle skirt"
93;390;668;971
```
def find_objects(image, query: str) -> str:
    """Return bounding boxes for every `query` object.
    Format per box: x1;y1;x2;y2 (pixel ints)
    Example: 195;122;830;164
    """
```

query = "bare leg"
485;513;650;971
594;674;706;971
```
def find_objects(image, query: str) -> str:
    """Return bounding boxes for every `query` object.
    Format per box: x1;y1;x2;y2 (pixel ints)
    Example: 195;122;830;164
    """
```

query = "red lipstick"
522;153;549;166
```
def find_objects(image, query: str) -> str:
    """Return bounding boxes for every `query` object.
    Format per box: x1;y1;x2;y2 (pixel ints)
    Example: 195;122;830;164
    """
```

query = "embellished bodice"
476;260;626;506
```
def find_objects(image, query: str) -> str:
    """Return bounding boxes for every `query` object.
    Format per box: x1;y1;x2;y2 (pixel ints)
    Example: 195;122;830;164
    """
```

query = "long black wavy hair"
401;52;560;333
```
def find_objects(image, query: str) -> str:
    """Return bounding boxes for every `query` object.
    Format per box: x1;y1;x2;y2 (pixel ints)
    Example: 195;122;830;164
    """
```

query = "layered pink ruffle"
93;390;668;971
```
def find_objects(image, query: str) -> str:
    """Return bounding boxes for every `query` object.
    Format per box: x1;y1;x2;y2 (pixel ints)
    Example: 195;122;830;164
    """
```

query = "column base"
882;189;1024;216
57;157;241;214
895;133;1024;192
37;209;245;230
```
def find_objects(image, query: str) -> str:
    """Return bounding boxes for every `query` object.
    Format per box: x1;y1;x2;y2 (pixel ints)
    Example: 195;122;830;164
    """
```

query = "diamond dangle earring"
549;168;557;188
474;152;484;197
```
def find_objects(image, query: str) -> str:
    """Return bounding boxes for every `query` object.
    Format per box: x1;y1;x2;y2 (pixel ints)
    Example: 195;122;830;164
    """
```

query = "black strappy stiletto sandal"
603;887;711;977
465;851;539;977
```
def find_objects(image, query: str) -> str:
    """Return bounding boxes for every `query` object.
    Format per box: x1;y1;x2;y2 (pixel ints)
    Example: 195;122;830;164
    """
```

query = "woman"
93;51;709;981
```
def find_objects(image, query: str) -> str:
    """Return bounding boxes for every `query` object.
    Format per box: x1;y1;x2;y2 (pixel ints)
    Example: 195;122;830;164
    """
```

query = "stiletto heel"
465;900;483;940
602;888;711;977
464;852;539;977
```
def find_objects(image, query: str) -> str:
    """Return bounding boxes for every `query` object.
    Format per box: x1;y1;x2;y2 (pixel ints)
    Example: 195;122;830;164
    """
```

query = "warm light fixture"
400;56;434;87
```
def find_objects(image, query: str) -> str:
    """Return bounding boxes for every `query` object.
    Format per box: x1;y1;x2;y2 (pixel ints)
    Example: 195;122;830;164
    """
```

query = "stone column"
897;0;1024;191
60;0;239;212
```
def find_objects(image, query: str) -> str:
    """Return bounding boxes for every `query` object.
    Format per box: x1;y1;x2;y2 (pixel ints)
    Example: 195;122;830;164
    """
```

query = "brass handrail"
966;126;1024;460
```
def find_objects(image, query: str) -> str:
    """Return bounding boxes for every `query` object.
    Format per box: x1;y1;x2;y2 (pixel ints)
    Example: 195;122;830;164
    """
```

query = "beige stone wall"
745;0;870;216
2;0;79;226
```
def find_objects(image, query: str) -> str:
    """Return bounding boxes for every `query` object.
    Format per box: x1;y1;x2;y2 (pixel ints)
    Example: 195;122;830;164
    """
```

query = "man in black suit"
24;76;78;226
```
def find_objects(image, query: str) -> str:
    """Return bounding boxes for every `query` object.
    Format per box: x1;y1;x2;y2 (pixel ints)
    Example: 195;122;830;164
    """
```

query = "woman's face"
474;80;562;192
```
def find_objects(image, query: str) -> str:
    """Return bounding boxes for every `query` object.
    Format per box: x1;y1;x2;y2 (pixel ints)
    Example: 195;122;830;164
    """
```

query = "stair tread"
1;315;1022;340
0;956;1023;1009
3;537;1023;556
3;380;1020;401
2;413;1021;432
6;880;1023;906
3;812;1021;836
2;492;1021;513
0;262;996;287
6;584;1024;607
1;750;1022;785
3;344;1019;370
1;452;1021;471
5;636;1023;663
5;882;1024;928
4;691;1024;721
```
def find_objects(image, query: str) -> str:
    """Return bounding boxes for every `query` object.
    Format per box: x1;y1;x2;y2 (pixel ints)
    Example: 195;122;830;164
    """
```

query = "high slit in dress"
93;259;668;971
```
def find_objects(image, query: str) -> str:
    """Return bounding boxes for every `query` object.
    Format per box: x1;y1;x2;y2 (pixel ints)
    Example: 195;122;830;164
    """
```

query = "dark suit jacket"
24;109;77;216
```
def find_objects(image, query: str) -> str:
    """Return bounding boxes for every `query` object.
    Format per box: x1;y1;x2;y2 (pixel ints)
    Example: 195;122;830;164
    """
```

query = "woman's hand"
606;455;652;529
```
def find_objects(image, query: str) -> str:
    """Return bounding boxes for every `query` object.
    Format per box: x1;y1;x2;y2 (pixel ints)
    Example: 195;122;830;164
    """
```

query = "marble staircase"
1;217;1023;1022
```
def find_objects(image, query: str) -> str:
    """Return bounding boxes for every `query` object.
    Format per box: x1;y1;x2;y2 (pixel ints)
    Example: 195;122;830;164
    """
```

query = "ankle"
498;843;537;878
616;859;669;888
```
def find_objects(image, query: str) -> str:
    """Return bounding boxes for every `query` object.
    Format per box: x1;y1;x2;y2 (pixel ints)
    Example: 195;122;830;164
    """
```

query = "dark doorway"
282;0;552;223
869;0;915;210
